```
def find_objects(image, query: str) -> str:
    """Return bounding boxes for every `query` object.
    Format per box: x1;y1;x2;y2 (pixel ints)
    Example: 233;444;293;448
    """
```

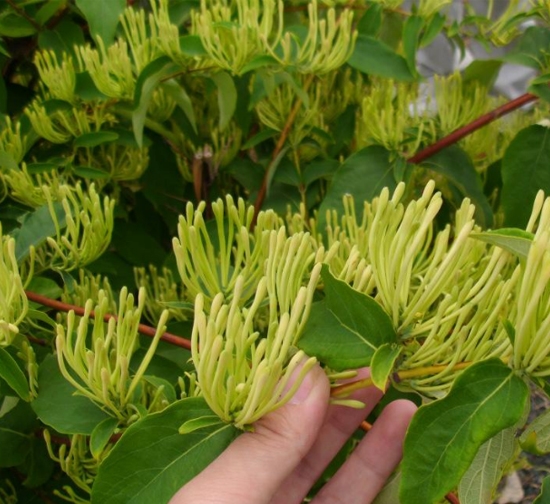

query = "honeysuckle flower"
192;255;322;429
56;288;169;420
34;50;76;103
0;230;28;348
173;195;282;308
42;183;115;271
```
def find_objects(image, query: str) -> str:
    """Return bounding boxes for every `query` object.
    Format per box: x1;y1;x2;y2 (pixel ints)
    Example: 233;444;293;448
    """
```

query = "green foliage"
2;0;550;502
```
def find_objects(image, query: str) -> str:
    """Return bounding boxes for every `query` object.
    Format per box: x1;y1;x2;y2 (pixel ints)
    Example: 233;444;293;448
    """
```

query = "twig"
408;92;539;164
6;0;42;32
252;74;315;224
331;361;472;398
25;290;192;350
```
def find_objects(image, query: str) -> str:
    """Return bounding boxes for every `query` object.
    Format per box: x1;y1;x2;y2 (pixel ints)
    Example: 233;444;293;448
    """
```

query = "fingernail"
289;370;314;405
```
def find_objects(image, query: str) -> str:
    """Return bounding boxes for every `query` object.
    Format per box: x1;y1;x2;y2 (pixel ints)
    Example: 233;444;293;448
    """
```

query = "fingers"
311;399;418;504
271;368;385;504
169;364;331;504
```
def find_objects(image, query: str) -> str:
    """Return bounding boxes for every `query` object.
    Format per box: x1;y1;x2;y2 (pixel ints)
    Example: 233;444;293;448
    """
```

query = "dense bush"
2;0;550;502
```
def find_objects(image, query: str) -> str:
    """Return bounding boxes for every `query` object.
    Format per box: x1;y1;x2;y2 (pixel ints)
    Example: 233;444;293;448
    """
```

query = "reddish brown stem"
445;492;460;504
408;92;539;164
253;75;315;224
25;290;192;350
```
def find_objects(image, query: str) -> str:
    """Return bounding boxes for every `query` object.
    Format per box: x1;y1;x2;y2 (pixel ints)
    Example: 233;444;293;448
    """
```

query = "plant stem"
253;74;315;224
408;92;539;164
330;361;472;398
25;290;192;350
6;0;42;32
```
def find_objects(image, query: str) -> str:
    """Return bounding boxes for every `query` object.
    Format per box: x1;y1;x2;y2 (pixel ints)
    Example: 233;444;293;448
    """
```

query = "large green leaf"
402;16;423;76
400;359;529;504
132;57;184;148
534;476;550;504
458;425;520;504
31;355;112;435
520;407;550;455
347;34;415;81
0;400;36;468
210;71;237;131
75;0;126;45
318;145;396;233
421;145;493;228
11;202;66;262
91;397;240;504
503;26;550;70
501;125;550;228
0;348;30;401
298;265;396;370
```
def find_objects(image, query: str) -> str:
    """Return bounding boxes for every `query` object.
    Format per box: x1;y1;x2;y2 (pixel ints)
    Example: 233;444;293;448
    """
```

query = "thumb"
170;363;330;504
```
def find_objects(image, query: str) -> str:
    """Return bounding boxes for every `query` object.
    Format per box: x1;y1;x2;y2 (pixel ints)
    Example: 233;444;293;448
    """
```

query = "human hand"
170;364;417;504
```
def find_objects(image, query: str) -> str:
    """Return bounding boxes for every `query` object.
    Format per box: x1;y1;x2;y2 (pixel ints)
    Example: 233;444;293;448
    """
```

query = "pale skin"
170;364;417;504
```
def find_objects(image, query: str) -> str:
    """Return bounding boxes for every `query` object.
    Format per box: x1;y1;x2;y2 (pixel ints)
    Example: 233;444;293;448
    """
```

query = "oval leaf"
370;343;401;391
348;34;415;81
298;264;396;370
501;125;550;228
90;417;119;459
0;348;30;401
471;228;534;260
31;355;111;434
400;359;529;504
91;397;239;504
210;71;237;131
75;0;125;45
458;425;520;504
74;131;119;148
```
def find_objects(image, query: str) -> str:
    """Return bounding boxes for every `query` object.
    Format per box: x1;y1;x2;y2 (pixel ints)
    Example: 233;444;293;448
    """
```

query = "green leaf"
72;165;110;179
19;437;55;488
533;476;550;504
318;146;396;232
241;55;279;74
90;417;119;459
111;220;167;267
357;4;382;37
348;35;415;81
501;125;550;228
471;228;533;260
160;80;197;133
370;343;401;391
520;407;550;455
421;145;493;228
179;34;207;56
420;13;445;47
0;400;36;468
210;71;237;131
458;426;520;504
27;274;63;300
402;16;423;76
242;128;278;150
74;131;119;148
38;19;86;59
0;348;30;401
75;0;126;45
303;158;340;186
503;26;550;70
400;359;529;504
179;415;222;434
32;355;112;435
133;56;182;148
462;60;502;88
298;265;396;370
91;398;240;504
0;13;37;38
373;471;401;504
35;0;65;26
11;202;67;262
